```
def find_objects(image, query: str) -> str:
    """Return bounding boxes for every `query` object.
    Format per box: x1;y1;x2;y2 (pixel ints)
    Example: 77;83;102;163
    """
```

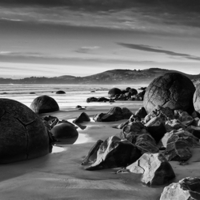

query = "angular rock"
126;153;175;186
162;128;199;161
174;110;194;126
120;121;149;143
121;107;133;119
0;98;51;163
73;112;90;124
145;116;166;143
165;119;185;132
193;84;200;115
42;115;59;130
134;107;147;119
160;177;200;200
143;72;195;114
30;95;59;114
83;136;141;170
135;134;158;153
93;107;125;122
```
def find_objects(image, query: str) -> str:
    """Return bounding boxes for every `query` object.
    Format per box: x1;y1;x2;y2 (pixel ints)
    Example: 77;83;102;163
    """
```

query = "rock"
126;153;175;186
0;98;51;163
136;90;145;101
135;134;158;153
51;122;78;144
143;72;195;114
86;97;98;103
160;177;200;200
165;119;185;132
145;116;166;143
82;140;104;165
84;136;141;170
93;107;125;122
98;97;110;102
73;112;90;124
193;84;200;115
174;110;194;126
76;105;86;110
129;88;138;95
108;88;122;98
42;115;59;130
135;107;147;119
120;121;149;143
30;95;59;114
122;107;133;119
56;90;65;94
162;128;199;161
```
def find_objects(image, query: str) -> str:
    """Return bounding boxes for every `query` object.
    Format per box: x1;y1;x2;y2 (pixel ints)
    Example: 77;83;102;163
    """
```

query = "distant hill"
0;68;200;85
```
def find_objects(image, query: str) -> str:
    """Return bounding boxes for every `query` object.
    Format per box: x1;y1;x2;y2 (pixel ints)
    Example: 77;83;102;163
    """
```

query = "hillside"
0;68;199;85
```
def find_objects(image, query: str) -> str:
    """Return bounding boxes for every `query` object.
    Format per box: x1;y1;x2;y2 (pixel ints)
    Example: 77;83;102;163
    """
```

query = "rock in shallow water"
126;153;175;186
83;136;141;170
160;177;200;200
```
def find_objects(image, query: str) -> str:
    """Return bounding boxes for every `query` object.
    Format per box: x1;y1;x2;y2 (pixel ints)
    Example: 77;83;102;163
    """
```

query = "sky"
0;0;200;78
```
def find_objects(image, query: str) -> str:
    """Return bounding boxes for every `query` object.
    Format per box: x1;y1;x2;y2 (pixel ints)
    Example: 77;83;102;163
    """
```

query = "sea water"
0;84;146;109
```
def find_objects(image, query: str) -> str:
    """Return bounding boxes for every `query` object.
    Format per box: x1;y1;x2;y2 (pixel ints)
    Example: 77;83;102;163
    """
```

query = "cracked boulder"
51;122;78;144
126;153;175;186
30;95;59;114
162;128;199;161
0;98;51;164
83;136;141;170
143;72;195;114
160;177;200;200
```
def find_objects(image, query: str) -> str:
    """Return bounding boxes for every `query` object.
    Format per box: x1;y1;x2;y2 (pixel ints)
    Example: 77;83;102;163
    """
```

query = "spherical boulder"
51;122;78;144
0;98;51;164
30;95;59;114
143;73;195;114
193;84;200;114
108;88;122;98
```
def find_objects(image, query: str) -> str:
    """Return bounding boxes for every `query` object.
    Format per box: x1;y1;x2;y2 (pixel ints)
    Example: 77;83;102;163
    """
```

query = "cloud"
75;46;100;54
118;43;200;61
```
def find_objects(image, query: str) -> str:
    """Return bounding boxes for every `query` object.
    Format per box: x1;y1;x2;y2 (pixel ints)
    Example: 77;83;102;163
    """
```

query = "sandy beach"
1;97;200;200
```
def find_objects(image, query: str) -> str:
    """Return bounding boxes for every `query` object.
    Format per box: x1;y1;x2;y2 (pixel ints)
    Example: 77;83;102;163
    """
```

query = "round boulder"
193;84;200;114
0;98;51;164
30;95;59;114
51;122;78;144
143;73;195;114
108;88;122;98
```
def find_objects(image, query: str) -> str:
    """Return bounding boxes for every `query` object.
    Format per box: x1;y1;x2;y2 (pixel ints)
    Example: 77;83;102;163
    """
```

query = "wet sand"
0;102;200;200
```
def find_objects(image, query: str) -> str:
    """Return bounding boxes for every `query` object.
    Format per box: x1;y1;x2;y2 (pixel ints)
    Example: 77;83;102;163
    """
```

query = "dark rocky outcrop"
30;95;59;114
143;72;195;114
83;136;141;170
94;107;132;122
125;153;175;186
160;177;200;200
73;112;90;124
108;87;122;98
51;122;78;144
0;98;51;163
56;90;65;94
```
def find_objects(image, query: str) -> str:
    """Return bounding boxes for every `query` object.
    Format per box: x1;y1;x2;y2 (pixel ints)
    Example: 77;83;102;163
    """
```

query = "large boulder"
51;122;78;144
126;153;175;186
193;84;200;115
30;95;59;114
143;73;195;114
108;88;122;98
83;136;141;170
160;177;200;200
0;98;51;163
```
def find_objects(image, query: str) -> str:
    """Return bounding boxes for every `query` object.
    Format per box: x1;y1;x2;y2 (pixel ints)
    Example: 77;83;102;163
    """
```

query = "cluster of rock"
86;87;146;103
82;72;200;199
